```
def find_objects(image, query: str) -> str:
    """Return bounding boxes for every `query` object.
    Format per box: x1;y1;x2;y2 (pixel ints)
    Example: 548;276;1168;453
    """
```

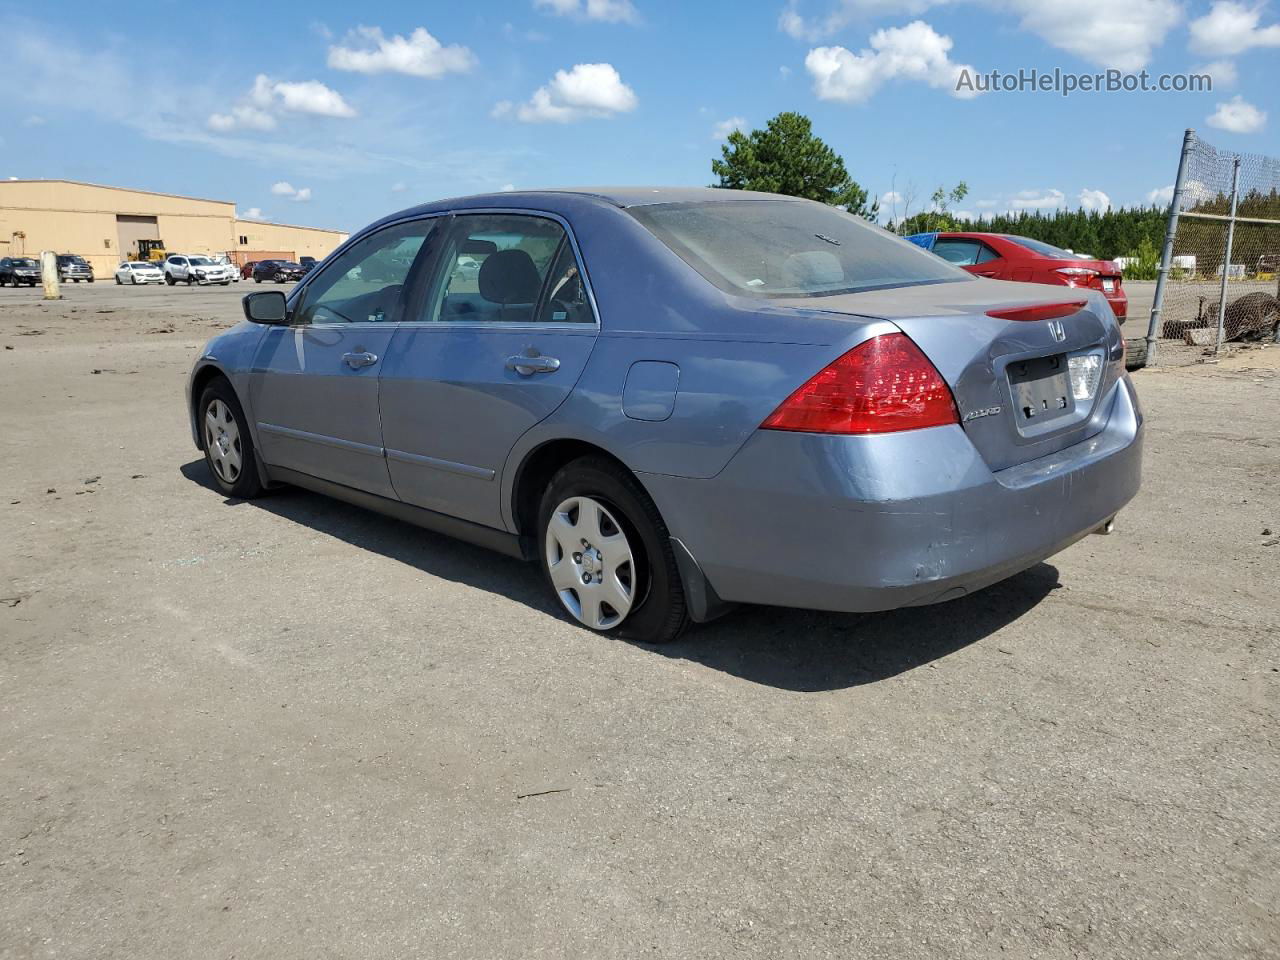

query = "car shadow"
180;460;1061;693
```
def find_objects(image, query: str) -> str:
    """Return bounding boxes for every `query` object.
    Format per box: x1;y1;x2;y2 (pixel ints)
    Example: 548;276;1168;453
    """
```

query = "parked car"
114;261;165;285
251;260;306;283
211;255;241;282
907;232;1128;322
241;260;259;280
164;254;234;285
187;188;1142;643
56;254;94;283
0;256;41;286
299;256;318;274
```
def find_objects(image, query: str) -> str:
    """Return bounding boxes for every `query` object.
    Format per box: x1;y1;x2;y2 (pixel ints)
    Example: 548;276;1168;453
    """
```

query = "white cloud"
209;105;276;132
1195;60;1238;88
327;26;475;78
1078;188;1111;211
269;181;312;202
805;21;978;103
783;0;1177;70
1005;0;1179;70
1189;1;1280;55
390;181;408;192
779;65;792;78
1146;184;1175;205
1207;94;1267;133
273;80;356;118
1011;188;1066;209
535;0;639;22
503;62;638;123
240;207;269;221
22;115;46;127
208;74;354;131
881;190;904;205
711;116;746;140
779;0;940;41
499;183;516;191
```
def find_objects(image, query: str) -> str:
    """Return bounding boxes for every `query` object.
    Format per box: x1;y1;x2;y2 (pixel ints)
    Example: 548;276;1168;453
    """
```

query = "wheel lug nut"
573;552;582;563
581;573;591;584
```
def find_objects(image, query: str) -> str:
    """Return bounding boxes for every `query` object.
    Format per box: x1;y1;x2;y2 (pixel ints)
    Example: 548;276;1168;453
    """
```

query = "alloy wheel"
204;399;242;484
544;495;636;630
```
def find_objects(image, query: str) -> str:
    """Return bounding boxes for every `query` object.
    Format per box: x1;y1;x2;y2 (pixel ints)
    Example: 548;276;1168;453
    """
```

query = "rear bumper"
641;376;1143;614
1107;290;1128;320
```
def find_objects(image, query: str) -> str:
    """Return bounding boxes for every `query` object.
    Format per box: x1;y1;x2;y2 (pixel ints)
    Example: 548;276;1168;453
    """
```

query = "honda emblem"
1047;319;1067;342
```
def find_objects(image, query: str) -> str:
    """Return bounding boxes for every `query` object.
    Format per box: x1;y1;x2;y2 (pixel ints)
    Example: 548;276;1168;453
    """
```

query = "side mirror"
243;291;288;324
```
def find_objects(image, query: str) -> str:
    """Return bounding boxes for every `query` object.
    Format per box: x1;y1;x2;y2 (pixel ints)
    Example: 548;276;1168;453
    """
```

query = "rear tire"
198;378;264;499
537;456;690;644
1125;337;1148;371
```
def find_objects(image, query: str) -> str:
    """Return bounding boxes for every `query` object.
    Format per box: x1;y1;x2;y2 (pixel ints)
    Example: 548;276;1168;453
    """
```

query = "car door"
378;211;599;528
247;217;441;498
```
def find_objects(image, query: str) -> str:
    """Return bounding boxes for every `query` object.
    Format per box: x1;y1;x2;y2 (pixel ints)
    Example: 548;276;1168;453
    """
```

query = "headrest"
478;249;542;305
783;251;844;286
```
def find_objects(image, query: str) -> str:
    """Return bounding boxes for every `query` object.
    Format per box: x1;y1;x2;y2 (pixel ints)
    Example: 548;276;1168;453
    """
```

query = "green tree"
712;112;877;218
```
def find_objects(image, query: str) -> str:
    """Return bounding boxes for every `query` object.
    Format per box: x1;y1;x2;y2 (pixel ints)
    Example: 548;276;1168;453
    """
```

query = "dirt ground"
2;282;1277;960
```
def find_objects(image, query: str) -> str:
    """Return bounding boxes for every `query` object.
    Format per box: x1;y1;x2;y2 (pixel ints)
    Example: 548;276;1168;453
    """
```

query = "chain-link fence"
1146;130;1280;366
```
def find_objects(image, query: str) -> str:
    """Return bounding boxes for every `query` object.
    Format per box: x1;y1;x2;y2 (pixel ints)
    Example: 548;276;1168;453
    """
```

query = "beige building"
0;179;348;276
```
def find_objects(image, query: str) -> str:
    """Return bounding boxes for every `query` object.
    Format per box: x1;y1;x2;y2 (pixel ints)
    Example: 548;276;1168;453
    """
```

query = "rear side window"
423;214;591;324
932;238;1000;266
628;199;968;298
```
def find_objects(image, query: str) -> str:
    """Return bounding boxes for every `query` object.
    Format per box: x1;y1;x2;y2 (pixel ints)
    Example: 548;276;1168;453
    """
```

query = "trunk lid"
775;278;1124;471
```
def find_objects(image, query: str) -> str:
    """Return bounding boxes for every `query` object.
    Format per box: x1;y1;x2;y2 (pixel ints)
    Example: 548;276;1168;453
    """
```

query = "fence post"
1213;156;1242;354
1147;128;1196;365
40;250;60;301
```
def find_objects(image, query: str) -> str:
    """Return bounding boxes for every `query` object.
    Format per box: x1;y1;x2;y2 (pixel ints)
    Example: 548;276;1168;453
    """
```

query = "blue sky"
3;0;1278;232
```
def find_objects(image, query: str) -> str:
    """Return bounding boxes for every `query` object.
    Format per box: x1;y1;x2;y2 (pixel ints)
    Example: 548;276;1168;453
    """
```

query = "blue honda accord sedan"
187;188;1142;643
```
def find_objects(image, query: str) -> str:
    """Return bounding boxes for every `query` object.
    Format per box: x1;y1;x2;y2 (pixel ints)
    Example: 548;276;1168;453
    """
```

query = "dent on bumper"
642;377;1143;613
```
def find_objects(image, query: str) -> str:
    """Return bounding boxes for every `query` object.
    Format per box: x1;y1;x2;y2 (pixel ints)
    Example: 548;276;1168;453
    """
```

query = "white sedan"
115;261;166;285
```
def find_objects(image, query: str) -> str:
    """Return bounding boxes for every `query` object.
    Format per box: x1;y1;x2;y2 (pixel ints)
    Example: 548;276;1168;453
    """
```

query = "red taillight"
986;301;1086;323
761;333;958;435
1054;266;1099;288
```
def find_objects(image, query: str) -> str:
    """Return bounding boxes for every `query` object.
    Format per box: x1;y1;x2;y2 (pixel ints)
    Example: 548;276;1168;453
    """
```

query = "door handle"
505;354;561;376
343;351;379;369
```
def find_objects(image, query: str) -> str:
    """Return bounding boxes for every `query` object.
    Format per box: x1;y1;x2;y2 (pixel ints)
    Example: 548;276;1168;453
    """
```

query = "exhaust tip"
1093;516;1116;536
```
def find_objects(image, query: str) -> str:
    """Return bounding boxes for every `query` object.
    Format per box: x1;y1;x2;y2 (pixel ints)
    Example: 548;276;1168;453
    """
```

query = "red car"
908;231;1127;322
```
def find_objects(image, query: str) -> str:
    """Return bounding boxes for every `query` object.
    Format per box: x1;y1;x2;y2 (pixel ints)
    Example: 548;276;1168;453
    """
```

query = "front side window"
294;219;437;325
628;199;968;298
423;214;589;324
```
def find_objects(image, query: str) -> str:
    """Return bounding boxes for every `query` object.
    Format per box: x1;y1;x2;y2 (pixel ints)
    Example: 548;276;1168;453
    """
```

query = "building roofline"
1;178;347;235
0;178;235;206
233;217;348;236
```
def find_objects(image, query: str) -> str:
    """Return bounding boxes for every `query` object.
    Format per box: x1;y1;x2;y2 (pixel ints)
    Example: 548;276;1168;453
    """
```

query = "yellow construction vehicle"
136;239;167;262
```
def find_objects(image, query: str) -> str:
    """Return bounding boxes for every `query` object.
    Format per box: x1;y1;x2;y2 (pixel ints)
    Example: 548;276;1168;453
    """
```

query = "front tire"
198;379;264;499
165;274;175;286
538;456;690;644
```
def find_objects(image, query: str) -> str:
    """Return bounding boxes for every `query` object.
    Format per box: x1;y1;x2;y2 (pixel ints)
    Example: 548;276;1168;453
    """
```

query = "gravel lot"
2;282;1277;959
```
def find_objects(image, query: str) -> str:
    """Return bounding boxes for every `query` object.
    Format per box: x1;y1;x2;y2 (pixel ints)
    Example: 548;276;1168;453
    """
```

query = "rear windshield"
628;199;968;298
